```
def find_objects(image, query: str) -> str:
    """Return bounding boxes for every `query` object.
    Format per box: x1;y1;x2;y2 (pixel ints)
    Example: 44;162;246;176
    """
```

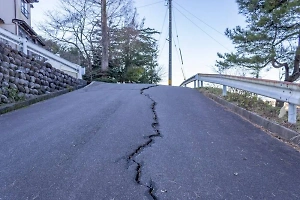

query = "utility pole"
168;0;172;86
101;0;109;72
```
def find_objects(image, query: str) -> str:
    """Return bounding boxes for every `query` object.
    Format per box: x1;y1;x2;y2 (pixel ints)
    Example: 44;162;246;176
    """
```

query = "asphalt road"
1;82;300;200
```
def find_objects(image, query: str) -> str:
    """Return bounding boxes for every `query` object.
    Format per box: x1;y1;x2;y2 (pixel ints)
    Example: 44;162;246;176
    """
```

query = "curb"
83;81;95;89
0;84;86;115
202;92;300;146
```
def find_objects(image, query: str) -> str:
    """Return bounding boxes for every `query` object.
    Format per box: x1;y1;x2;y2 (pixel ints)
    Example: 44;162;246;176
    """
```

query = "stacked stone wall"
0;42;85;104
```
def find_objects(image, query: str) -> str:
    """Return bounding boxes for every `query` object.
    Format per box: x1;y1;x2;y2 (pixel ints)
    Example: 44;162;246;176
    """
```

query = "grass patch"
93;77;118;83
199;87;300;133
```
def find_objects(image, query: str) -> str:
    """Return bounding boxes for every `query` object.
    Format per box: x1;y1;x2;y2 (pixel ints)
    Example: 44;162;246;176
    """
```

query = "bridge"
1;80;300;199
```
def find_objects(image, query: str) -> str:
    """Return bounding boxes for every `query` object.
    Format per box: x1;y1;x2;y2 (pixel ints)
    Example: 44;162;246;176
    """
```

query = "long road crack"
127;85;161;200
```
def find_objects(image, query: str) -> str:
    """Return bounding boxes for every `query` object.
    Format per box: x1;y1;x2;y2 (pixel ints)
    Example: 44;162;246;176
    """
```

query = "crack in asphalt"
127;85;161;200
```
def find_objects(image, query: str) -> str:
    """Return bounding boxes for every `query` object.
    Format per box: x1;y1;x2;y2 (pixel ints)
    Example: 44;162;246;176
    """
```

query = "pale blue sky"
31;0;280;85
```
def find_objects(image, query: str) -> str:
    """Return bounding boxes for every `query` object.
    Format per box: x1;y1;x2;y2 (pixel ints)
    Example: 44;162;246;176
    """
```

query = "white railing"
0;27;85;79
180;73;300;124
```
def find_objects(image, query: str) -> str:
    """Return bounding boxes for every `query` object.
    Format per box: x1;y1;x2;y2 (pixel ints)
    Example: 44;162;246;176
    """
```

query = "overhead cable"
158;6;168;47
158;38;167;61
172;9;186;80
173;1;225;36
174;5;230;51
157;6;169;61
172;35;186;80
137;0;165;8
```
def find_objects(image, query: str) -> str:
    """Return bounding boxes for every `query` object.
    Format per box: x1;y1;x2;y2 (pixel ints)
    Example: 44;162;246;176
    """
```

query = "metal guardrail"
180;73;300;124
0;27;85;79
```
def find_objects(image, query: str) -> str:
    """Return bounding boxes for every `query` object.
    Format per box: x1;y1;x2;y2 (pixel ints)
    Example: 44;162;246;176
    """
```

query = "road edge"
83;81;96;88
201;92;300;146
0;84;86;115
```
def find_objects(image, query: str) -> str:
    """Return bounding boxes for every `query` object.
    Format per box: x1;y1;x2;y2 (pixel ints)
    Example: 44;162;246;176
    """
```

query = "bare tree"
39;0;96;68
38;0;134;71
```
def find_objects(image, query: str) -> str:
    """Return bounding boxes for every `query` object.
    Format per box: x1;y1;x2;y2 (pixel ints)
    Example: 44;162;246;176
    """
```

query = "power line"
158;38;167;61
157;6;169;62
158;6;168;47
173;5;230;51
173;35;186;80
173;8;181;55
137;0;165;8
172;9;186;80
173;36;181;63
173;1;225;36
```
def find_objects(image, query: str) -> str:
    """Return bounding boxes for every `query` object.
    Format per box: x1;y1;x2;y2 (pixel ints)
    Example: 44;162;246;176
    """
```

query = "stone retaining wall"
0;41;86;104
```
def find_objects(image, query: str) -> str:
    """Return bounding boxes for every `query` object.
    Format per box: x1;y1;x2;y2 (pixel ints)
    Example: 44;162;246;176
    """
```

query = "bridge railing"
0;27;85;79
180;73;300;124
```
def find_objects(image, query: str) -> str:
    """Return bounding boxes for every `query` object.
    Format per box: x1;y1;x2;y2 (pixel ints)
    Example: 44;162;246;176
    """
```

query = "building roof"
12;19;45;46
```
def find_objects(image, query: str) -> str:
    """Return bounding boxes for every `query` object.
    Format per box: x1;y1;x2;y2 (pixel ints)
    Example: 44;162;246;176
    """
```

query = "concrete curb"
83;81;95;89
202;92;300;146
0;84;86;115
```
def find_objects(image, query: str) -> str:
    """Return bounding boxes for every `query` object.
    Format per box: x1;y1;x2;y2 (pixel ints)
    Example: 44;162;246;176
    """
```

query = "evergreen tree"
216;0;300;81
108;26;162;83
106;15;162;84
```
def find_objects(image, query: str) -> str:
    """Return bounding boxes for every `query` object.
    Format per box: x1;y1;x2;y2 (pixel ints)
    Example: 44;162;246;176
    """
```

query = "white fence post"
22;37;27;55
288;104;297;124
222;85;227;96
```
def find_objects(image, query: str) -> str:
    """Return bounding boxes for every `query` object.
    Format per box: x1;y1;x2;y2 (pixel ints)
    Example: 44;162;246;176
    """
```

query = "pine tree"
109;26;162;83
216;0;300;81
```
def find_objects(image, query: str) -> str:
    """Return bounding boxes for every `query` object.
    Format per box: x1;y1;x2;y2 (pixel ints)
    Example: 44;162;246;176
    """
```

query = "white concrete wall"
0;0;32;34
46;59;79;79
15;0;31;25
0;0;16;34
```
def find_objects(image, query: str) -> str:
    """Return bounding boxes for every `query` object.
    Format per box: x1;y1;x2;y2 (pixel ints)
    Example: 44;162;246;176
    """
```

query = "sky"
31;0;280;86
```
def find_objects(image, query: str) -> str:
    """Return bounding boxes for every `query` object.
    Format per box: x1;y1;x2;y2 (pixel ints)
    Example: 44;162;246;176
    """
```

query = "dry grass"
199;87;300;133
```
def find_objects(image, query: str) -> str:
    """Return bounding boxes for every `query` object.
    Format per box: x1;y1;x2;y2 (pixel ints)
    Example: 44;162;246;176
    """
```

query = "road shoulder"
200;91;300;148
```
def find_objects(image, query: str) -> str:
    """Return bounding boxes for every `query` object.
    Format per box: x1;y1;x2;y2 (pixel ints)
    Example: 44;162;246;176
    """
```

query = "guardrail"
0;27;85;79
180;73;300;124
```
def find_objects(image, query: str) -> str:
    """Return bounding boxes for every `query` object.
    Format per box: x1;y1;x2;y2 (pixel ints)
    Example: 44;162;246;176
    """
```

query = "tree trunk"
274;34;300;107
101;0;109;72
285;33;300;82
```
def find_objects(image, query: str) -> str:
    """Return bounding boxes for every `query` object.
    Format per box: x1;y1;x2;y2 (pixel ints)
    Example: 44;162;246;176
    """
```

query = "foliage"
93;77;118;83
225;88;260;109
39;0;135;69
39;0;163;84
43;39;82;65
86;16;163;83
5;88;25;102
200;86;223;96
108;25;162;83
216;0;300;81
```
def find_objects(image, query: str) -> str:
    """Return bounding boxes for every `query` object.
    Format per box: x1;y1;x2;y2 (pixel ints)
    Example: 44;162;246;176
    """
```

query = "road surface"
1;82;300;200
